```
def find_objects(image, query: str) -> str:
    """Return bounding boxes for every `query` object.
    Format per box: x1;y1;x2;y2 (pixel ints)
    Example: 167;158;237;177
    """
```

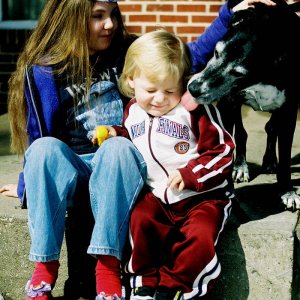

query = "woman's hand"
0;184;18;198
232;0;276;12
167;171;185;192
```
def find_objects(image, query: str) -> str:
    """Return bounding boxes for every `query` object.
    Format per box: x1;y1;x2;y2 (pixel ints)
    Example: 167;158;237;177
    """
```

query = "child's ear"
127;76;135;89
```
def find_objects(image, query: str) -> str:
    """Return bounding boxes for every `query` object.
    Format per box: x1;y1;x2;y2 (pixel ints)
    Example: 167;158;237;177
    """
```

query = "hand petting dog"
232;0;276;12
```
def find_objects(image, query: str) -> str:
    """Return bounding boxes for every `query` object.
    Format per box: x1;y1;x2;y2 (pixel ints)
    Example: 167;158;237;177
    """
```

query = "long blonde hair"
8;0;128;154
119;29;191;99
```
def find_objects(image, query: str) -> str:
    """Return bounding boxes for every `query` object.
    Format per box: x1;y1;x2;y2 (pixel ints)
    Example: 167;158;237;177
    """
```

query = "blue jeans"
24;136;146;262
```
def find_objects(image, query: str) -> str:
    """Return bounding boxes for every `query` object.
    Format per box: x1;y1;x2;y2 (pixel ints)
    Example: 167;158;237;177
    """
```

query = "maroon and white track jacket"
122;99;235;205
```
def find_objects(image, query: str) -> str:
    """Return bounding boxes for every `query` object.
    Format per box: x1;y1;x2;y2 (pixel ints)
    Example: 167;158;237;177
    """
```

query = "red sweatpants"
126;190;231;299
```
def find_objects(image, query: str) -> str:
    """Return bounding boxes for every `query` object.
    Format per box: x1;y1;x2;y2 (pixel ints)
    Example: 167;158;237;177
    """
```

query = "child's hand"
0;184;18;198
91;126;117;146
167;171;185;192
232;0;276;12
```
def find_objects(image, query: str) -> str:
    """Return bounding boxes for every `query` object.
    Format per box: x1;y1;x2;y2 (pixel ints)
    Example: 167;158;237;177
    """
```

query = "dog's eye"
214;49;220;59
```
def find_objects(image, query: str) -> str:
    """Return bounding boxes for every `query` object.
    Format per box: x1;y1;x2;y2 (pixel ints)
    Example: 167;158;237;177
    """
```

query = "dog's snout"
188;80;200;97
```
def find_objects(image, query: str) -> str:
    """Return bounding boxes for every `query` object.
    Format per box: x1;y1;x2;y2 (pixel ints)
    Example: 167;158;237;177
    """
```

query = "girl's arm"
187;1;232;72
187;0;276;72
17;65;60;203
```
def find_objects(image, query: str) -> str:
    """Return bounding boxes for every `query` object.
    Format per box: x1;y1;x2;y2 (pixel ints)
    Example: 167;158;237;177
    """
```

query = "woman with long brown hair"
8;1;146;299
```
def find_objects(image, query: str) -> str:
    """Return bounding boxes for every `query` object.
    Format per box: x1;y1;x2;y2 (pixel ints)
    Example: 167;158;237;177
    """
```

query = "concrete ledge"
214;212;298;300
209;172;300;300
0;213;68;299
1;161;299;299
0;156;68;299
1;109;300;299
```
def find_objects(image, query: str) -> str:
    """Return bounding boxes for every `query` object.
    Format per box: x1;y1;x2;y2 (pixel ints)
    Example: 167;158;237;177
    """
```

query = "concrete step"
1;109;300;299
212;177;300;300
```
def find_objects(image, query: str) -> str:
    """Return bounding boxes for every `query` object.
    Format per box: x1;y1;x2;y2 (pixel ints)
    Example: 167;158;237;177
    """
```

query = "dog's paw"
281;191;300;211
232;155;250;182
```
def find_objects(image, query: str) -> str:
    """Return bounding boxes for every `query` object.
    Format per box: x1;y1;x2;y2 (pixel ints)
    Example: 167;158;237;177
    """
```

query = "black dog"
187;0;300;210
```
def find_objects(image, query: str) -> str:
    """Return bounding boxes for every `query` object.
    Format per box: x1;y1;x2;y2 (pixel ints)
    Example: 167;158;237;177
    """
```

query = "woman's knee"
25;137;67;161
100;137;135;156
94;137;145;170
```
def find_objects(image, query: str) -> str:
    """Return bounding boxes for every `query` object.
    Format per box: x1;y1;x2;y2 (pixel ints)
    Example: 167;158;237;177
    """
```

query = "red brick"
192;15;217;23
119;4;142;12
210;4;222;12
159;15;188;23
147;5;174;12
177;5;205;12
129;15;157;22
145;26;174;33
125;25;142;34
177;26;205;34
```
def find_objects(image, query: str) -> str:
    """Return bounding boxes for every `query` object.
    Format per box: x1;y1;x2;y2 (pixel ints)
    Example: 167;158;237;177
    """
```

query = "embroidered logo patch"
157;117;190;141
174;142;190;154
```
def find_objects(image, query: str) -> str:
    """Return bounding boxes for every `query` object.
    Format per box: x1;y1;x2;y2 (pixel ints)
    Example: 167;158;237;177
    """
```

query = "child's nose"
153;92;164;103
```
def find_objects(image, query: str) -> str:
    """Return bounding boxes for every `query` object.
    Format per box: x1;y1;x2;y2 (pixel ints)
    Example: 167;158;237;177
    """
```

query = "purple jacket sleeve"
187;2;233;72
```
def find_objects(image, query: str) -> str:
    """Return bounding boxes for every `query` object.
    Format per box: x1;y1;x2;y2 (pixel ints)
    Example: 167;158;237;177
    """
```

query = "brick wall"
0;0;224;114
119;0;225;42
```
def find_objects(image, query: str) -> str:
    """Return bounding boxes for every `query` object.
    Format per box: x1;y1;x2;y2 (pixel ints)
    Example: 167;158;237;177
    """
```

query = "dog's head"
187;1;300;111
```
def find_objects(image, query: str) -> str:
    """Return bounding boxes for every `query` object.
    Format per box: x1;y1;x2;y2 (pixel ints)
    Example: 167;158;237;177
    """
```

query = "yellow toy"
95;126;109;146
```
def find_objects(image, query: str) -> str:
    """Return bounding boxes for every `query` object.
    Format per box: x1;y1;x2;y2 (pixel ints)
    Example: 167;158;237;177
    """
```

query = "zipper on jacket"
148;115;170;205
22;66;44;208
25;66;43;138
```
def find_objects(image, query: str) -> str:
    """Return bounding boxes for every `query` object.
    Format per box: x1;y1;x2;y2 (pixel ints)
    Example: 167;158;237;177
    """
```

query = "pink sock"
30;260;60;287
95;255;122;297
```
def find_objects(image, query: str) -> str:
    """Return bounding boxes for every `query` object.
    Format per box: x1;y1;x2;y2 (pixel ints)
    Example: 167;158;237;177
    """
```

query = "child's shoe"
24;260;59;299
130;286;156;300
155;287;183;300
24;280;52;299
95;292;123;300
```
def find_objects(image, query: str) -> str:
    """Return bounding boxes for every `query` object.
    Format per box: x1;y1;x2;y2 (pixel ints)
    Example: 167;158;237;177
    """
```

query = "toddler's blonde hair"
119;29;191;98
